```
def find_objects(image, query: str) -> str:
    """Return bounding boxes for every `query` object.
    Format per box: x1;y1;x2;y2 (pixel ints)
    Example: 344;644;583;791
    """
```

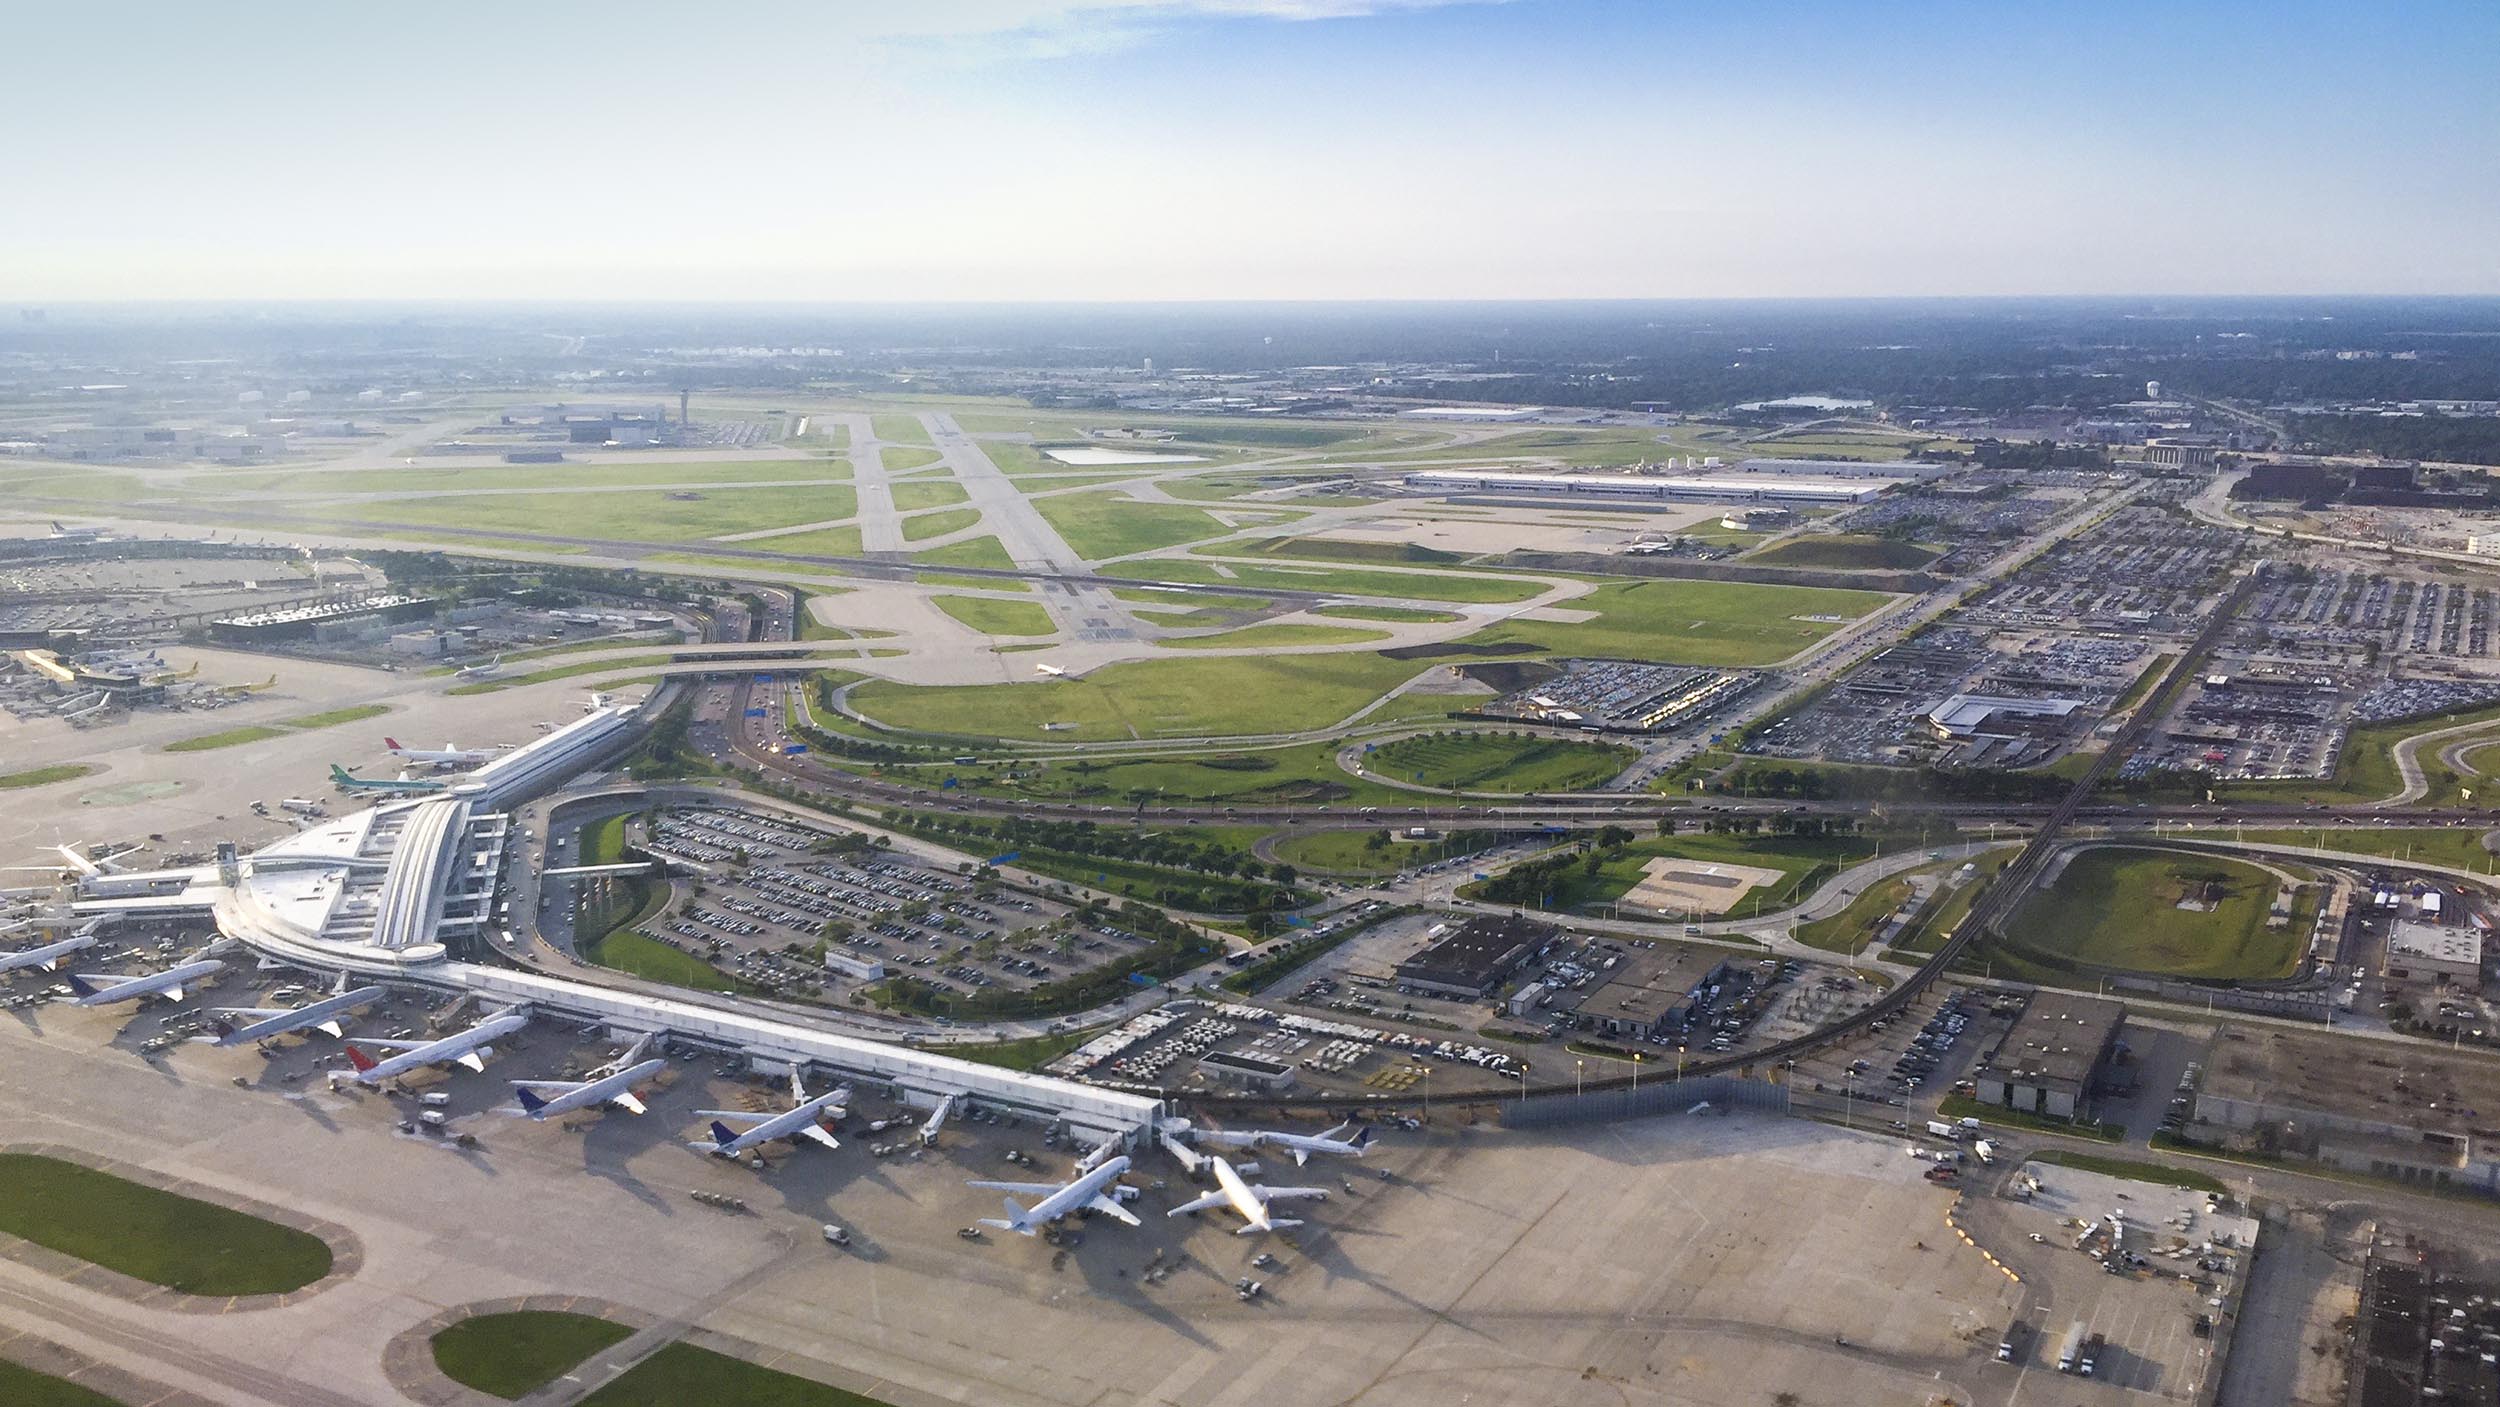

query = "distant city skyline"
8;0;2496;302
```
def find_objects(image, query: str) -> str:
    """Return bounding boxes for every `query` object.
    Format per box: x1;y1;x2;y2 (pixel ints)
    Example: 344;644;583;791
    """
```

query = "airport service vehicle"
510;1035;667;1120
279;798;325;816
201;983;387;1046
689;1066;850;1157
1996;1320;2025;1362
337;1007;530;1084
66;959;224;1008
970;1154;1138;1237
2056;1321;2087;1374
1167;1154;1331;1236
2079;1332;2104;1378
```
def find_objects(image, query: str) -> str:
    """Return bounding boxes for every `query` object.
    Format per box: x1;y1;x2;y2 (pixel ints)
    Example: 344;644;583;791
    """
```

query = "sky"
6;0;2496;302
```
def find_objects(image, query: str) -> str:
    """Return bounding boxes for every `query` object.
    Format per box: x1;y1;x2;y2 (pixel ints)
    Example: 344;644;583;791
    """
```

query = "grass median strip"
2031;1149;2228;1194
0;1153;333;1295
0;1360;124;1407
432;1311;635;1400
579;1341;891;1406
0;764;98;789
164;702;393;752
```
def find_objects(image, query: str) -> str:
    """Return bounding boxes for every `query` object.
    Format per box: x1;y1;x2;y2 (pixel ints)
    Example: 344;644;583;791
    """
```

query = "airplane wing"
795;1124;838;1149
966;1180;1067;1195
1291;1148;1311;1166
1087;1196;1142;1226
1254;1185;1332;1202
608;1091;648;1115
353;1037;439;1052
456;1050;490;1073
1167;1191;1230;1216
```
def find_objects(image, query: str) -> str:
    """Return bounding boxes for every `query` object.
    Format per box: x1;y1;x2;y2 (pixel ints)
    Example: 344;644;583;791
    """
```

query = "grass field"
2228;827;2500;874
0;764;98;789
1034;490;1232;560
1457;578;1892;666
747;526;865;557
1744;534;1940;570
1271;827;1500;876
900;507;983;542
2030;1149;2227;1193
0;1360;124;1407
1106;557;1547;604
1223;536;1466;568
1363;731;1634;792
1315;604;1464;624
0;1153;332;1295
280;703;392;730
2009;848;2297;980
849;653;1430;742
302;485;859;545
1162;623;1390;650
871;413;931;445
578;1342;889;1407
431;1311;634;1400
881;445;943;473
888;479;967;511
197;459;851;497
940;1027;1093;1071
162;724;289;752
1478;831;1886;918
581;927;750;993
937;741;1416;808
911;535;1015;572
933;594;1056;637
1791;867;1942;956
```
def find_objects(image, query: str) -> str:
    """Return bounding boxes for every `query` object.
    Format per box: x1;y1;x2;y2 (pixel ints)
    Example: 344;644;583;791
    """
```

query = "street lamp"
1575;1058;1584;1098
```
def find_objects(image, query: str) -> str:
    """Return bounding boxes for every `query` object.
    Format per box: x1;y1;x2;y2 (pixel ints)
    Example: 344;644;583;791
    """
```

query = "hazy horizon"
10;1;2497;302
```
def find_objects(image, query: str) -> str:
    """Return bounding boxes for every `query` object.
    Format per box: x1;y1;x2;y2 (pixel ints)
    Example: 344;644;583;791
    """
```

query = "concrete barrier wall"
1497;1073;1791;1129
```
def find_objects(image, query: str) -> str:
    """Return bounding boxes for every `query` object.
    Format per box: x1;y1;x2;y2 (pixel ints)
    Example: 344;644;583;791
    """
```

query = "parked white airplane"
1167;1154;1330;1235
972;1154;1139;1236
337;1007;529;1084
0;933;99;974
689;1067;850;1157
1186;1119;1375;1167
453;655;503;681
52;844;139;878
509;1035;666;1120
384;737;507;769
201;983;387;1047
48;520;106;541
67;959;225;1008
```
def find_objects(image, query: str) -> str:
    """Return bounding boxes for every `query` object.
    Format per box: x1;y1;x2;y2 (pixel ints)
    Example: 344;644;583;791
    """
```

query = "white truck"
1924;1119;1959;1140
2057;1320;2088;1374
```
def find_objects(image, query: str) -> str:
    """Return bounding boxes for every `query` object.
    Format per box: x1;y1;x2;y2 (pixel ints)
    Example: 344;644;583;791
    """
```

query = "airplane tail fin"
343;1043;378;1073
64;974;97;998
707;1119;738;1149
1351;1126;1374;1151
515;1088;547;1115
384;738;401;751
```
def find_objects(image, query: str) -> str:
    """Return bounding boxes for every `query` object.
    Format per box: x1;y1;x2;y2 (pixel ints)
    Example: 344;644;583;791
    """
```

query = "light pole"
1632;1051;1642;1099
1575;1059;1584;1098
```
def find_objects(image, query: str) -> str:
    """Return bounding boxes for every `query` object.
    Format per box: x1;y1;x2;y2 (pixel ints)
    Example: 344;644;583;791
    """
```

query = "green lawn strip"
880;445;944;473
431;1311;635;1400
930;742;1417;809
1893;849;2014;956
742;526;864;558
1741;533;1939;570
1215;536;1467;568
1108;557;1545;605
1937;1092;2123;1143
910;535;1016;572
448;655;674;695
871;414;931;446
1456;578;1895;667
937;1027;1094;1072
1162;623;1389;650
846;653;1432;743
280;703;391;730
900;507;983;542
2029;1148;2225;1190
1315;604;1464;624
191;460;851;497
296;485;859;544
0;764;98;789
1361;731;1636;793
163;724;289;753
0;1153;332;1295
887;479;967;512
2005;848;2299;981
2229;827;2500;873
0;1360;124;1407
1793;868;1934;956
1271;828;1501;876
581;928;754;994
932;595;1056;638
1033;490;1232;560
578;1342;889;1407
1465;829;1889;919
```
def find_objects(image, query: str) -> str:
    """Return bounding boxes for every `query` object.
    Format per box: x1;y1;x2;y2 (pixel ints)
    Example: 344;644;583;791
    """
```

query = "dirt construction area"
1622;855;1785;915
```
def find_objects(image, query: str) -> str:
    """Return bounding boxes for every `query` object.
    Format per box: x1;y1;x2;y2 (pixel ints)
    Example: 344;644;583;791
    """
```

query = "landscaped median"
0;764;96;790
0;1148;345;1299
2030;1149;2229;1195
163;701;392;753
407;1301;894;1407
1936;1092;2122;1144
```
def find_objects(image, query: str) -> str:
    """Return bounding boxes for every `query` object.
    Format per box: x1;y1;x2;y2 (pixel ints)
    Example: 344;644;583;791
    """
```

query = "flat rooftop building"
1403;469;1892;506
2386;919;2484;987
1973;992;2124;1120
1395;913;1552;999
1574;946;1731;1041
1926;694;2085;740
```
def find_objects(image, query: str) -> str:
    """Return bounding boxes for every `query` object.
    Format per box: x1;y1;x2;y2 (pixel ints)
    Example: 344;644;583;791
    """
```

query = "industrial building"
1572;946;1732;1042
1924;693;2085;741
1971;992;2124;1120
2385;919;2484;988
210;593;434;644
1402;469;1892;506
1394;914;1552;999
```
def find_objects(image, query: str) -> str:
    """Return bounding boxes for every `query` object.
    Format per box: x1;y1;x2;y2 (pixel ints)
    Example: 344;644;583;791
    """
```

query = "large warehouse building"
1402;469;1895;506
